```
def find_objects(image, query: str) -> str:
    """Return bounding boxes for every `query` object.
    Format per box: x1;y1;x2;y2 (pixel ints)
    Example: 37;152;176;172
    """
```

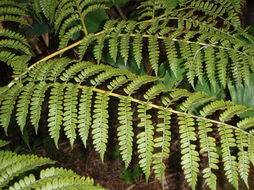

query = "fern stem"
92;88;249;135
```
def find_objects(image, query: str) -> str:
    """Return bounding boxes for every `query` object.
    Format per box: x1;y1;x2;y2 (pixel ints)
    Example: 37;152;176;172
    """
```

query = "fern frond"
30;82;48;134
144;84;168;101
107;75;132;91
0;140;9;148
124;75;159;95
78;86;93;148
75;64;112;83
219;104;249;122
235;129;250;188
148;35;160;75
118;97;134;168
0;0;28;25
249;130;254;166
197;118;218;190
137;103;154;182
0;151;54;188
15;82;35;132
200;100;234;117
0;84;23;134
60;61;93;82
55;0;108;49
63;84;79;147
218;124;239;189
178;113;199;190
133;33;143;68
79;33;96;60
90;68;129;86
180;91;213;112
48;83;65;148
0;150;105;190
153;108;172;183
39;0;58;23
92;92;110;162
93;33;107;63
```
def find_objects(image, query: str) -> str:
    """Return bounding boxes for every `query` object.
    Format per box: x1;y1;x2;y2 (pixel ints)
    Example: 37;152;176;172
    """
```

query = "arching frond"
0;58;254;189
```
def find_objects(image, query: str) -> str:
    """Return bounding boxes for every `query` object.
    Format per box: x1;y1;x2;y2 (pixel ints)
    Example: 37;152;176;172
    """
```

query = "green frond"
133;33;143;68
153;108;172;183
148;35;160;75
60;61;93;82
63;84;79;148
0;39;30;56
0;150;105;190
79;33;96;60
200;100;234;117
74;64;112;83
39;0;58;23
216;48;228;88
144;84;168;101
218;124;239;189
0;0;28;25
59;25;82;50
197;118;218;190
169;88;191;102
16;82;35;132
180;91;213;112
47;58;72;82
92;92;110;162
219;105;249;122
0;84;23;134
93;33;107;63
0;29;29;47
0;150;54;188
48;83;65;148
0;140;9;148
124;75;159;95
237;117;254;130
249;130;254;166
137;103;154;182
108;21;125;62
118;97;134;168
236;129;250;188
178;113;199;190
164;39;179;77
107;75;132;91
204;47;217;88
30;82;48;134
78;86;93;148
91;68;129;86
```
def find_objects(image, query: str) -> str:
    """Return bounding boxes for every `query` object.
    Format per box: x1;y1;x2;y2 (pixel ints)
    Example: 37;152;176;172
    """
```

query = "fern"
92;92;110;161
137;103;154;182
1;0;254;189
178;113;200;190
0;142;105;190
1;58;254;189
118;97;134;168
